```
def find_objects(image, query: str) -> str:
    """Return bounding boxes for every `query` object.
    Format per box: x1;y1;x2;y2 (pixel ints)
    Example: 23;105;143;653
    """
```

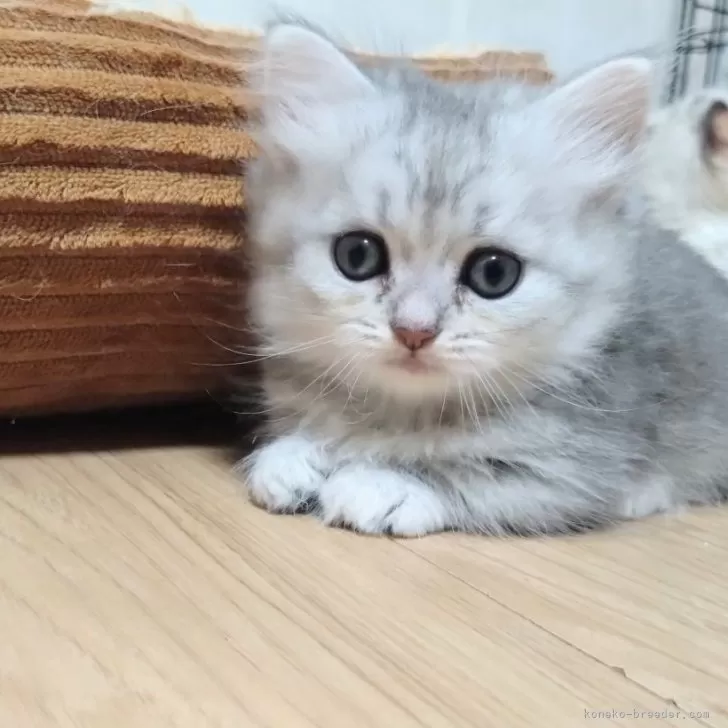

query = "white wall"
117;0;677;78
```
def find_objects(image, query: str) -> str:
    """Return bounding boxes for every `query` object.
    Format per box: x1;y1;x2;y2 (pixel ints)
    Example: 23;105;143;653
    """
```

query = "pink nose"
392;326;438;351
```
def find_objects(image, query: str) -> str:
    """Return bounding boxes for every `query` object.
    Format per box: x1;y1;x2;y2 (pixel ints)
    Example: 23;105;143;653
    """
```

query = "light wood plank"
0;445;719;727
406;511;728;726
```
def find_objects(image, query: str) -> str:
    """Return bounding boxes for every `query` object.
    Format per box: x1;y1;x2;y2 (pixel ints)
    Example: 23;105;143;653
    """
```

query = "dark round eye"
332;230;389;282
460;247;522;299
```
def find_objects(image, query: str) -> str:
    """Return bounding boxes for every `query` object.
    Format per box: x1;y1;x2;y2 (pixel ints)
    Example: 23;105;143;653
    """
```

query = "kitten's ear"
255;24;375;130
702;99;728;159
542;57;652;163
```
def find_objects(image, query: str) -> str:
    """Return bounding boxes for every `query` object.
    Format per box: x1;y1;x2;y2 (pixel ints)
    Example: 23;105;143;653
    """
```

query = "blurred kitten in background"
643;89;728;275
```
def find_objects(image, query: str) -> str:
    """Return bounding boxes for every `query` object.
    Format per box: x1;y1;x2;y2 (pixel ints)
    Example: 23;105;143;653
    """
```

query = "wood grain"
0;442;725;727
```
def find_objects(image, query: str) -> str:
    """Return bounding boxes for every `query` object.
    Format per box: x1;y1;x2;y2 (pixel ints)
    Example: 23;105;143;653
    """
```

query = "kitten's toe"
319;466;448;537
619;475;678;520
237;434;327;514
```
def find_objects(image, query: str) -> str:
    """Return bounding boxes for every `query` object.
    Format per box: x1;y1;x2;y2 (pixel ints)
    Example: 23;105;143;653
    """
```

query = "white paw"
318;465;449;537
238;434;328;513
620;476;678;519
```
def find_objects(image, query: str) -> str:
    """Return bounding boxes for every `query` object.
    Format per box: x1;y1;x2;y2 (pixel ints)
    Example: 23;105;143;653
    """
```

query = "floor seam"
395;540;715;727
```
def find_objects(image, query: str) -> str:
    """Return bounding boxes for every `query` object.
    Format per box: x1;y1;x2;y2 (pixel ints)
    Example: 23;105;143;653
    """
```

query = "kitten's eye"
332;230;389;282
460;247;522;299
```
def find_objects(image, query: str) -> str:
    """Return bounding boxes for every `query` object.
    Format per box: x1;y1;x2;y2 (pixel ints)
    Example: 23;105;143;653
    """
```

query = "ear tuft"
544;57;652;157
254;23;375;130
702;99;728;157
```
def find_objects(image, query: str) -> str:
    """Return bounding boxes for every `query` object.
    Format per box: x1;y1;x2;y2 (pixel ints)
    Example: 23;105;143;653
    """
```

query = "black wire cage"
668;0;728;101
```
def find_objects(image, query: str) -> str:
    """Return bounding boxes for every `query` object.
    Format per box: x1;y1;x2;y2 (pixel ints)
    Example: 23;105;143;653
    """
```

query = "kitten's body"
240;27;728;536
253;220;728;534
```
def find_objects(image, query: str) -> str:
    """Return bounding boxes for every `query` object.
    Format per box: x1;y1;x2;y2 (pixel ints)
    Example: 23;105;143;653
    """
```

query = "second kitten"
643;89;728;275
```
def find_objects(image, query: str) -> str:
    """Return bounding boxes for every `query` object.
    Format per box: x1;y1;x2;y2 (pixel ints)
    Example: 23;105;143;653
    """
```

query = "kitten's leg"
317;464;610;537
454;470;614;535
238;433;330;514
318;465;451;537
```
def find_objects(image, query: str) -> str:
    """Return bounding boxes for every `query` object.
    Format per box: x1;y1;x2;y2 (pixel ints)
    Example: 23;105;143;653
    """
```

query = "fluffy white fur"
643;89;728;276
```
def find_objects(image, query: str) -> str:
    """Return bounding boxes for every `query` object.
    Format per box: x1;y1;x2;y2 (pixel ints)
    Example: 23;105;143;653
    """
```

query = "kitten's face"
249;26;648;404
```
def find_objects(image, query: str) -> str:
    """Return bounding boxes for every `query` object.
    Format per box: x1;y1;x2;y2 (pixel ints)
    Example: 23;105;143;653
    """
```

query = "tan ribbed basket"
0;0;553;416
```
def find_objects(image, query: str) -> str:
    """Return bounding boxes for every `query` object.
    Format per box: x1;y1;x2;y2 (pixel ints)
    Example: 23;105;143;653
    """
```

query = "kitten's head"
247;25;650;405
645;89;728;216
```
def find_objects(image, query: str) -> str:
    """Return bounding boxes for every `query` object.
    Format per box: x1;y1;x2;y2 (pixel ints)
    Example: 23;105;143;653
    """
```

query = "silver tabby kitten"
239;23;728;537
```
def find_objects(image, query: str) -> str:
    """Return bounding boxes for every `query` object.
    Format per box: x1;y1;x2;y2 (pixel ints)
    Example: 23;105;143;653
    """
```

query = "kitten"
238;24;728;537
643;89;728;276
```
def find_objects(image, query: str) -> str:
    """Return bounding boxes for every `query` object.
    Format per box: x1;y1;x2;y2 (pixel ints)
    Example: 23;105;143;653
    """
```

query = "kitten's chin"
387;357;434;375
374;357;451;399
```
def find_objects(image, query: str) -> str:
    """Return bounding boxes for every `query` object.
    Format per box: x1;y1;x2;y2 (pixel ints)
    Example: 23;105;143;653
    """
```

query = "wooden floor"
0;409;726;727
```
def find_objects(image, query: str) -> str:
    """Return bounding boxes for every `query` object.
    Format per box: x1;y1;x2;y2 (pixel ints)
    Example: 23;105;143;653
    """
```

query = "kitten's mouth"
387;353;439;375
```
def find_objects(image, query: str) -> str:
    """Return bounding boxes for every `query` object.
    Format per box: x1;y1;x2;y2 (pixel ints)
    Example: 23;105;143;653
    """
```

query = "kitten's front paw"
238;434;328;514
319;466;449;537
